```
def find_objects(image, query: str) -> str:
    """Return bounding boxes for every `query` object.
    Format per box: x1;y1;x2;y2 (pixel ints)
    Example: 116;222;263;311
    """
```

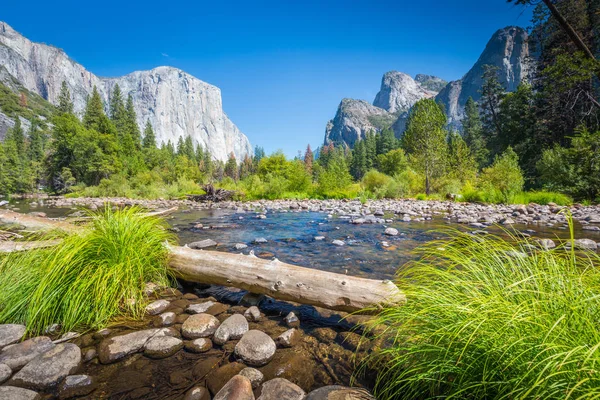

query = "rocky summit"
0;22;252;161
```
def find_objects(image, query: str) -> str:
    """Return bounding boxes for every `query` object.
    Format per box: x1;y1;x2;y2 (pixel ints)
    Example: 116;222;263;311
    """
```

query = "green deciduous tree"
480;147;524;203
402;98;448;195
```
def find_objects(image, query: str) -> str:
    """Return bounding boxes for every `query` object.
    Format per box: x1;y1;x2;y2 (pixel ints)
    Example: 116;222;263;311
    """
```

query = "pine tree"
142;121;156;149
402;98;448;195
176;137;185;156
462;97;488;168
224;153;238;181
27;119;44;163
57;81;74;114
183;136;195;160
364;130;377;170
479;65;505;145
304;144;313;175
109;84;126;124
447;131;477;183
350;139;367;180
83;87;112;134
125;94;141;150
239;155;254;179
376;128;397;156
10;117;25;157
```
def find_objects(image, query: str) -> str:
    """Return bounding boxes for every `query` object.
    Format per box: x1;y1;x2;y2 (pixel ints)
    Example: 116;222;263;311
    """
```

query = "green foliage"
316;147;353;197
376;148;408;177
462;96;488;168
512;191;573;206
361;169;408;199
0;207;174;334
363;225;600;399
402;98;448;194
367;114;397;131
537;128;600;201
479;147;524;203
57;81;73;115
447;131;477;184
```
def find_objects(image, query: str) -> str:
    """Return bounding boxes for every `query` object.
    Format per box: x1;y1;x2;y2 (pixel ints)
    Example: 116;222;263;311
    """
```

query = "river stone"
0;386;41;400
145;300;170;315
314;236;325;241
304;386;375;400
155;311;177;327
186;301;215;314
573;239;598;250
143;336;183;359
235;243;248;250
214;314;249;345
0;324;26;349
97;328;173;364
213;375;254;400
58;374;96;399
234;330;276;367
535;238;556;250
244;306;261;322
184;386;211;400
257;378;305;400
0;362;11;384
332;240;345;246
0;336;55;371
182;314;220;339
10;343;81;390
208;362;247;395
185;338;213;353
254;237;268;243
239;367;264;388
384;227;398;236
189;239;218;249
284;312;300;328
276;329;300;348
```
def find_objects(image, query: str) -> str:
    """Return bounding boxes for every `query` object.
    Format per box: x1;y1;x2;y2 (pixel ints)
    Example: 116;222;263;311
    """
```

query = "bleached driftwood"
169;246;403;313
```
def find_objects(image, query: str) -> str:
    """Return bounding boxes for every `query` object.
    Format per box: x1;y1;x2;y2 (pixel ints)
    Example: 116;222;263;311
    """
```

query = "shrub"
512;191;573;206
0;207;175;334
362;226;600;399
479;147;524;203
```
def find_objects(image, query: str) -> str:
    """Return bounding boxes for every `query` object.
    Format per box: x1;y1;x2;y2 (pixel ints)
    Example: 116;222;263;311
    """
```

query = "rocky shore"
0;284;378;399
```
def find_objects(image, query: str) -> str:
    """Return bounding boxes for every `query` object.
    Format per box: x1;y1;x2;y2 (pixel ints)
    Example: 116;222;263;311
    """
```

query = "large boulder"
0;336;55;371
10;343;81;390
234;330;276;367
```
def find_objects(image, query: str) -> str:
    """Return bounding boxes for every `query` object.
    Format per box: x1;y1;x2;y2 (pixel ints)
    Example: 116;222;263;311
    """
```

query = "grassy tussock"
363;227;600;399
0;207;174;335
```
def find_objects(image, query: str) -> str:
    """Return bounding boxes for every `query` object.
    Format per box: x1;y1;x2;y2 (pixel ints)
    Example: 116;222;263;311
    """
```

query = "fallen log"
0;239;63;253
0;210;404;313
0;209;82;234
168;246;403;313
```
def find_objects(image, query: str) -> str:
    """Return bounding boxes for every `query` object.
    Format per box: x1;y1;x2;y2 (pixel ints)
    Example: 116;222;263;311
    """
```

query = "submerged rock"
0;324;26;349
213;375;254;400
0;386;40;400
234;330;276;367
185;338;213;353
189;239;218;249
239;367;264;389
143;336;183;359
284;312;300;328
208;362;247;395
257;378;305;400
304;386;375;400
184;386;211;400
58;374;96;399
182;313;220;339
0;336;55;371
97;328;173;364
10;343;81;390
0;362;12;384
145;300;170;315
384;227;399;236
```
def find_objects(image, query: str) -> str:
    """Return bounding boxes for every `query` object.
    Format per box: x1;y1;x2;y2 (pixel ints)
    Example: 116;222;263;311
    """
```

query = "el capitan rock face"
0;21;252;161
436;26;531;126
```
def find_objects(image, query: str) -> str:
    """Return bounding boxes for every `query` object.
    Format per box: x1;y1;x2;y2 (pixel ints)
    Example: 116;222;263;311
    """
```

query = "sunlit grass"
0;206;175;335
361;224;600;399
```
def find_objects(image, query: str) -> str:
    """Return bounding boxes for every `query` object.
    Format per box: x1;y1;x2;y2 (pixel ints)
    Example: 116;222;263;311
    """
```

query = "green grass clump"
363;228;600;399
513;191;573;206
0;206;174;334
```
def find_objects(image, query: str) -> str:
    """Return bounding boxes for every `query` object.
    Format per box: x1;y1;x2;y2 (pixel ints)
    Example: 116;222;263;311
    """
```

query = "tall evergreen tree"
109;84;126;125
224;153;238;181
125;94;141;150
304;144;313;175
376;128;397;156
350;139;367;180
447;131;477;183
83;87;112;134
57;81;74;114
182;136;195;160
402;98;448;195
142;121;156;149
462;97;488;168
364;130;377;170
479;65;505;145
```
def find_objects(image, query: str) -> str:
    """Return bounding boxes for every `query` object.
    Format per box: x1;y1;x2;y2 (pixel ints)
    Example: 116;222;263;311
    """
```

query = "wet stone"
184;386;211;400
0;362;12;384
239;367;264;389
145;299;170;315
235;243;248;250
337;331;363;351
244;306;261;322
384;227;399;236
304;386;375;400
257;378;305;400
186;301;215;314
208;362;247;395
312;328;337;344
183;293;199;300
284;312;300;328
188;239;218;249
82;348;96;362
276;329;300;348
214;375;254;400
234;330;276;367
97;328;173;364
10;343;81;390
58;374;96;399
0;324;26;349
182;314;220;339
185;338;213;353
0;386;41;400
143;336;183;359
332;240;345;246
0;336;55;371
214;314;249;345
155;312;176;326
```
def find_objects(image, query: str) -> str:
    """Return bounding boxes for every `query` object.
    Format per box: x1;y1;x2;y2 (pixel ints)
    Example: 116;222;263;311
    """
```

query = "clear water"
7;201;599;280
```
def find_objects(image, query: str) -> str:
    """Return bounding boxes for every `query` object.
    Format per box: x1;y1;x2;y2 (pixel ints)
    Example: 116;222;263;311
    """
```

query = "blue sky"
2;0;532;157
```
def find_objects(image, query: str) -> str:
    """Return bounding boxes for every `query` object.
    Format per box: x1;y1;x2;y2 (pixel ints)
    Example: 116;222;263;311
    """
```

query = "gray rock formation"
436;26;531;126
325;72;444;147
415;74;448;92
0;21;252;161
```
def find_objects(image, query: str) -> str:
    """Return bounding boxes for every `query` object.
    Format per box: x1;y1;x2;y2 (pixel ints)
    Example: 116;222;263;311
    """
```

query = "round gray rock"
0;324;26;349
257;378;305;400
238;367;263;388
384;227;399;236
234;330;276;367
213;314;249;345
182;313;220;339
144;336;183;359
10;343;81;390
0;386;41;400
157;312;177;326
0;362;12;384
